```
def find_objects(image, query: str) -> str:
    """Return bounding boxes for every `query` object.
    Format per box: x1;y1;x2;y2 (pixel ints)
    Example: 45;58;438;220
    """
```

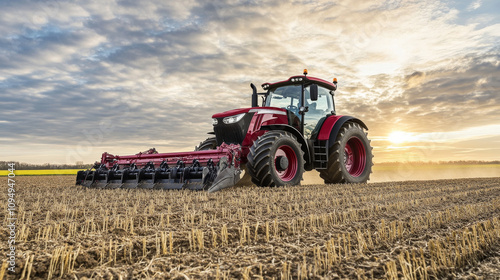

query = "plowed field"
1;176;499;279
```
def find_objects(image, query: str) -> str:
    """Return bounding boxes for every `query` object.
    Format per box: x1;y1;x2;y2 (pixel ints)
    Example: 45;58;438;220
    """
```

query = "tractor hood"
212;108;252;118
211;107;289;148
212;107;288;118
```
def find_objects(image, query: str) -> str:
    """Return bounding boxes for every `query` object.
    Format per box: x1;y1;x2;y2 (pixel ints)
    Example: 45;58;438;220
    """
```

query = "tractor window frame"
264;84;302;115
304;85;334;113
303;85;334;139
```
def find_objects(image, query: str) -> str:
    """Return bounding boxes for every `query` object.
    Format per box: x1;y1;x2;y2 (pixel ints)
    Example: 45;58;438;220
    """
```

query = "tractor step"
313;140;329;169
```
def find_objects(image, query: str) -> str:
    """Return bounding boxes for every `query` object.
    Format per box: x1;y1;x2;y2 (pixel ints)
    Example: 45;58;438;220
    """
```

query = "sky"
0;0;499;164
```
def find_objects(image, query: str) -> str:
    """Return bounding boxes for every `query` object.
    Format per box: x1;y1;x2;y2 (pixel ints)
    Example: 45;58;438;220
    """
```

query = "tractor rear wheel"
247;131;304;187
320;122;373;184
195;137;217;151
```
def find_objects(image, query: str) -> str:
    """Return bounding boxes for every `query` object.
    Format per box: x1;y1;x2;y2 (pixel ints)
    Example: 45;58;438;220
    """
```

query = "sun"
388;131;414;144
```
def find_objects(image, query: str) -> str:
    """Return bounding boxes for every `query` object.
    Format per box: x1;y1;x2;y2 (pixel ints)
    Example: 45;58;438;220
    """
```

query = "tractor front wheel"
195;137;217;151
320;122;373;184
247;131;304;187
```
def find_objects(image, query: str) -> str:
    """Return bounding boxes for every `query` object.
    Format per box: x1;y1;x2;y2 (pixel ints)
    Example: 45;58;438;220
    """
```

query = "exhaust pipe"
251;83;258;107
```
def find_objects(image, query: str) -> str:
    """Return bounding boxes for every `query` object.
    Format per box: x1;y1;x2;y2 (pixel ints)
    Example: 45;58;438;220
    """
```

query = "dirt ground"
1;176;499;279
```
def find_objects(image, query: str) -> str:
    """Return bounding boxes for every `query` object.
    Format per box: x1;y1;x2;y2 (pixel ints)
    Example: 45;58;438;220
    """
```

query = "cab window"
304;85;334;138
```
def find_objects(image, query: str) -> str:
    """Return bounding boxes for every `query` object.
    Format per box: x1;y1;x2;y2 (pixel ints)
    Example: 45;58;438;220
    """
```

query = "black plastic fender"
327;116;368;149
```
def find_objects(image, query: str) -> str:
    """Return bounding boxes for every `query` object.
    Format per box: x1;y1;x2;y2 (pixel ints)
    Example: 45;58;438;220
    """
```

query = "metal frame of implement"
76;143;242;192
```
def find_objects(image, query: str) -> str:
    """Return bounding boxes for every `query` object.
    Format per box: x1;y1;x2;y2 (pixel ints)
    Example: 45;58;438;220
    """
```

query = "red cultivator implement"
77;70;373;192
76;143;242;192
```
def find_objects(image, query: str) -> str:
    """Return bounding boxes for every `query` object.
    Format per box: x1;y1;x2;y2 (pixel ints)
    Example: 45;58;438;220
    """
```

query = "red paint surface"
101;143;242;169
262;75;337;91
212;108;252;118
344;136;366;177
317;115;343;140
274;145;298;181
239;108;290;162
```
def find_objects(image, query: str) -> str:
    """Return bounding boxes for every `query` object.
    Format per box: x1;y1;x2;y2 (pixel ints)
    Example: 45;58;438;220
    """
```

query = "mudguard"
317;115;368;149
260;124;311;166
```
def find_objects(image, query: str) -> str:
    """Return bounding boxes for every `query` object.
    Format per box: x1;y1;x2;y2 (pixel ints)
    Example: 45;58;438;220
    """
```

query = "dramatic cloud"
0;0;499;164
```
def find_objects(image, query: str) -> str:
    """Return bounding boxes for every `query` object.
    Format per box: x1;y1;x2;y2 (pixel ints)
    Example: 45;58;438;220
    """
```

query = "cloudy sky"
1;0;499;164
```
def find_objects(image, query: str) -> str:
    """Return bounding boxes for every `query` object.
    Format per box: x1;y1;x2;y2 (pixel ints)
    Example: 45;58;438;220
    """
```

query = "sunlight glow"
388;131;414;144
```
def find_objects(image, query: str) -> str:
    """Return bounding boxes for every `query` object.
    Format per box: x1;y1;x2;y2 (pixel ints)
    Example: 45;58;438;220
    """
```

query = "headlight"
223;113;245;124
212;118;218;125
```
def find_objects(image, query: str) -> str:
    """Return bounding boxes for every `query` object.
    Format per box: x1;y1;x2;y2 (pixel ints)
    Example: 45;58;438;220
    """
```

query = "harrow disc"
76;144;242;192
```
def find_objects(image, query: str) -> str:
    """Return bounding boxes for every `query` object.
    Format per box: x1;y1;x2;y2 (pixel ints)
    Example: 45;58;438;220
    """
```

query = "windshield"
265;85;302;114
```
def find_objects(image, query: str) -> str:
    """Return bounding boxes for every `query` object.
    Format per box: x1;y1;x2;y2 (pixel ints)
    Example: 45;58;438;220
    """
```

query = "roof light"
333;78;338;84
303;69;308;76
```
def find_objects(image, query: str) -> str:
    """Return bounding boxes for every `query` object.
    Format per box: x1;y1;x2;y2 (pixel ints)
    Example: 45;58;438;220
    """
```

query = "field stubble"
0;176;499;279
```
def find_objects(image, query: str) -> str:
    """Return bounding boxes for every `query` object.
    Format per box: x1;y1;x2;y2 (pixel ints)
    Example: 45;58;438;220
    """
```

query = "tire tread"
247;131;304;187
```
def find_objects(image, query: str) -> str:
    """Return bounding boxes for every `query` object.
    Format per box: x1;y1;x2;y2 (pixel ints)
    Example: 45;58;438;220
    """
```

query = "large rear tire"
247;131;304;187
195;137;217;151
320;122;373;184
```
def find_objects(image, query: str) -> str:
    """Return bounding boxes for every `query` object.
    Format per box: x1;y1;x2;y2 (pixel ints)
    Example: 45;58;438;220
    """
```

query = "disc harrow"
76;143;242;192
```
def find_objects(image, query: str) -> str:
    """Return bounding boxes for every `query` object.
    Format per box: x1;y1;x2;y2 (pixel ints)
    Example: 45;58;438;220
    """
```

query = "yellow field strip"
0;169;84;176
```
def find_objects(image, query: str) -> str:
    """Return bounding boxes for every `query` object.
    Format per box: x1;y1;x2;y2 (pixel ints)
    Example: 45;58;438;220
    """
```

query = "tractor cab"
258;70;337;139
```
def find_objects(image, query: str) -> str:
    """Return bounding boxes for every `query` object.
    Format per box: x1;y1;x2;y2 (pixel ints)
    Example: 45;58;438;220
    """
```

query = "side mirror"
310;84;318;101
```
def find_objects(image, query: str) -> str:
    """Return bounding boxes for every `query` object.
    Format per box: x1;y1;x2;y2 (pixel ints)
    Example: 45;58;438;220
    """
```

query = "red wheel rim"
274;145;298;182
344;137;366;177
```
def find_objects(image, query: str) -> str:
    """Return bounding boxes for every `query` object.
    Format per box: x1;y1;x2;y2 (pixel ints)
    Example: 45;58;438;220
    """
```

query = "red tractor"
76;70;373;192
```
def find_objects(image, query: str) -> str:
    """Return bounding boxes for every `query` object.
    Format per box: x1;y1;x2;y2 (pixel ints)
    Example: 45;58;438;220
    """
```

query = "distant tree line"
0;161;92;170
377;160;500;165
436;160;500;165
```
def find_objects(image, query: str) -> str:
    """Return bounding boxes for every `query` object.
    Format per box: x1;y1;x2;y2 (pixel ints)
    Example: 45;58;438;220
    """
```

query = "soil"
0;176;499;279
